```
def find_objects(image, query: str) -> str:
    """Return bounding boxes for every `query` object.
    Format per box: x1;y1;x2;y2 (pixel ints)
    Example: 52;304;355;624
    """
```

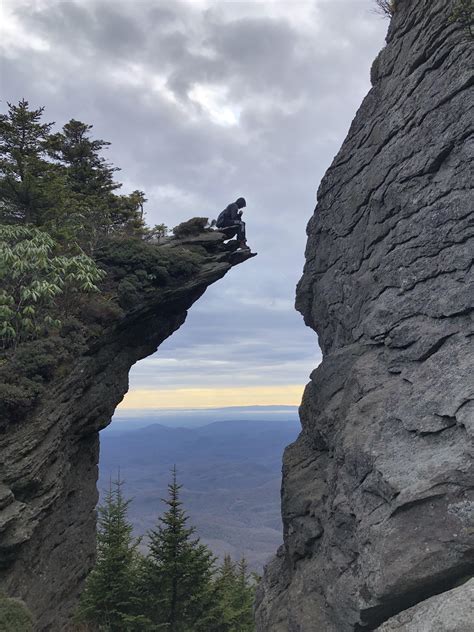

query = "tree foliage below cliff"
76;472;257;631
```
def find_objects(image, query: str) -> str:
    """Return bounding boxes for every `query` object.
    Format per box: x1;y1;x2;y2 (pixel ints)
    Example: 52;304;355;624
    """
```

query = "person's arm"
228;203;240;223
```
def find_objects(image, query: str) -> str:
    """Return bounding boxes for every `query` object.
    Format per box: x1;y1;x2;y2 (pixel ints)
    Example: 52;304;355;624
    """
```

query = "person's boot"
237;240;250;251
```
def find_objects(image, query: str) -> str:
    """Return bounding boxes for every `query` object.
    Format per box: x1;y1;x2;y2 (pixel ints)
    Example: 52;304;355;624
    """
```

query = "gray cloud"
1;0;387;398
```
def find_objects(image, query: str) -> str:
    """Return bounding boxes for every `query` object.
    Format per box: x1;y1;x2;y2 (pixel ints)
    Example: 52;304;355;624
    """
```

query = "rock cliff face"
256;1;473;630
0;229;254;631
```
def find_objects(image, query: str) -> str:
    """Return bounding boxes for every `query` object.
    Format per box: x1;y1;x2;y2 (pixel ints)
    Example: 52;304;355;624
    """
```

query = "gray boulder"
376;579;474;631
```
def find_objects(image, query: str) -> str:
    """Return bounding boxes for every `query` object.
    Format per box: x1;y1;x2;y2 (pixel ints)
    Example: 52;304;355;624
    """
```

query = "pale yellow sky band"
119;385;304;409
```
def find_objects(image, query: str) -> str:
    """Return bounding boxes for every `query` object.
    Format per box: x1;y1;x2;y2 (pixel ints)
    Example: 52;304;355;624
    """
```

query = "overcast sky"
1;0;388;410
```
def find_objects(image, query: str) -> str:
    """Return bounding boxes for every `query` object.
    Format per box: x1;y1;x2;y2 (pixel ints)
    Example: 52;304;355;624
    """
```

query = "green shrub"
0;328;87;423
118;276;142;310
0;595;34;632
172;217;209;237
0;224;105;348
8;338;59;381
449;0;474;38
167;249;200;278
97;237;203;289
0;381;42;415
143;223;169;241
77;295;124;325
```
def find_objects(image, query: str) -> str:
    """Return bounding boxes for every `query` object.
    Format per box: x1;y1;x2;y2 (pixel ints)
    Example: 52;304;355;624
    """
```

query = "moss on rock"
0;595;34;632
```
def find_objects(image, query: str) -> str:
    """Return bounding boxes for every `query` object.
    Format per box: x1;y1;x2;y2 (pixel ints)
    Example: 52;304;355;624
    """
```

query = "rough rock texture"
256;1;473;630
0;229;254;631
376;579;474;632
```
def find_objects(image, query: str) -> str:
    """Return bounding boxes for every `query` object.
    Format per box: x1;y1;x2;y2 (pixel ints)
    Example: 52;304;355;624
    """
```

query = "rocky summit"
0;227;254;631
256;0;473;630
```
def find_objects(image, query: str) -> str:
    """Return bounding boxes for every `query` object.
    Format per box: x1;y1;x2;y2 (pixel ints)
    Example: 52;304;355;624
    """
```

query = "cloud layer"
1;0;388;406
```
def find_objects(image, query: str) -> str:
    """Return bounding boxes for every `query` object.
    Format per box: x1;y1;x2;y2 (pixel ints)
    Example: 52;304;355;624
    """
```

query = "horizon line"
118;385;305;410
115;404;299;414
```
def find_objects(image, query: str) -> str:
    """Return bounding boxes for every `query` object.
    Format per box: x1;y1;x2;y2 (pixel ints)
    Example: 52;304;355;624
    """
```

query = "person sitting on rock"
215;197;250;250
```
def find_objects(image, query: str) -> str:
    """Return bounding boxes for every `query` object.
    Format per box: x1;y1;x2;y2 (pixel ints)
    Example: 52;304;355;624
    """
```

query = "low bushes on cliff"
0;224;105;347
172;217;209;237
96;237;204;309
0;229;207;420
449;0;474;38
0;594;34;632
0;328;87;423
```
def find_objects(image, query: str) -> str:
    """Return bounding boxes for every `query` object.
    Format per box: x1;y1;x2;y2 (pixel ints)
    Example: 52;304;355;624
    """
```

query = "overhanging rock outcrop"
256;0;473;630
0;228;255;631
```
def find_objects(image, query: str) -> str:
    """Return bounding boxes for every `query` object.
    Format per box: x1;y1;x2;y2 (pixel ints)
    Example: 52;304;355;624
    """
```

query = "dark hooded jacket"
216;203;242;228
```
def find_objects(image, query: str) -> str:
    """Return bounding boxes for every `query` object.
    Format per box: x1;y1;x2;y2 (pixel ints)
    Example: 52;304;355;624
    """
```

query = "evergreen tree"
47;120;146;239
76;477;145;631
138;467;218;631
234;557;256;631
47;119;119;197
1;100;151;244
211;556;256;632
211;555;238;631
0;99;55;223
46;119;118;240
108;189;147;236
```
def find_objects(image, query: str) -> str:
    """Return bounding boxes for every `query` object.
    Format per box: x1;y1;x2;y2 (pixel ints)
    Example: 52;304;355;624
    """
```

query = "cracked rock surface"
376;578;474;632
0;229;255;631
256;0;473;630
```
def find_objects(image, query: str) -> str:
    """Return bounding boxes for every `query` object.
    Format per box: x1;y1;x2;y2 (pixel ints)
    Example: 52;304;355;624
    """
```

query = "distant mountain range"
108;405;299;431
99;415;300;571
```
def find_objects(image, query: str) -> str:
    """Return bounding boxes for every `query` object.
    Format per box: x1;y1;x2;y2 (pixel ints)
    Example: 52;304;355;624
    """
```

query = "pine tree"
219;554;237;589
211;555;256;632
1;101;151;244
46;119;117;240
47;119;119;197
47;120;146;239
0;99;55;223
138;467;218;631
211;555;237;631
233;557;256;631
76;477;146;630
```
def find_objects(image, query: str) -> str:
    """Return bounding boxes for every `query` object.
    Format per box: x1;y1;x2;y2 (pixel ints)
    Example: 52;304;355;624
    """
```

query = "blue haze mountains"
100;409;300;571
